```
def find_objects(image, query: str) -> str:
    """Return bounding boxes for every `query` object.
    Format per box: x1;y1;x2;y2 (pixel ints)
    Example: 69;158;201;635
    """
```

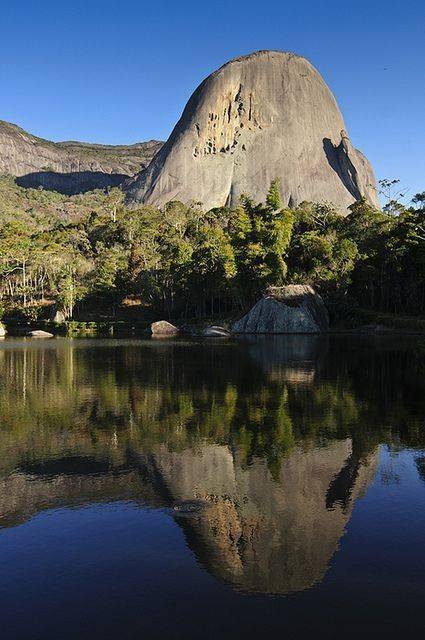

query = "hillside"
0;174;113;229
0;120;162;194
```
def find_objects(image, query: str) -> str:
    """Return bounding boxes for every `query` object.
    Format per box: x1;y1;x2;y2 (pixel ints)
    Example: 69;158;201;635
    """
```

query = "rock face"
232;285;329;333
126;50;379;211
0;119;162;194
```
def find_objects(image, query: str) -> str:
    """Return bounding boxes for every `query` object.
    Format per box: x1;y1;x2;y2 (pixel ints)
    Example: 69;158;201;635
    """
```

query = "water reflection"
134;441;378;594
0;336;424;595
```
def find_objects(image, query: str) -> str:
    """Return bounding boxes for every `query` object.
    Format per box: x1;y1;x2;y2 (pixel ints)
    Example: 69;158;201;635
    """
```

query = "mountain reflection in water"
0;335;424;598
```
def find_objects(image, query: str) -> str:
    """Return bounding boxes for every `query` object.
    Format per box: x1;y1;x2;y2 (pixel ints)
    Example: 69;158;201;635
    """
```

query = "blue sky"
1;0;424;200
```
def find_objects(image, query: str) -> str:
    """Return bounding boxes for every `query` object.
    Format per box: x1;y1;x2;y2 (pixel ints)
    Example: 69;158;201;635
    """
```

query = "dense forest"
0;174;424;324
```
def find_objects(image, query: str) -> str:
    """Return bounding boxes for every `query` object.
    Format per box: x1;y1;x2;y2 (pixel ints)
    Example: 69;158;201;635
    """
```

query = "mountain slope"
0;120;163;194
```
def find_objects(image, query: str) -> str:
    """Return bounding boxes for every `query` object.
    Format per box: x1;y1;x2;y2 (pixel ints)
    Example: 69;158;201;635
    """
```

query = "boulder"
150;320;180;336
126;50;378;212
0;322;6;338
26;329;54;338
232;285;329;334
49;306;67;323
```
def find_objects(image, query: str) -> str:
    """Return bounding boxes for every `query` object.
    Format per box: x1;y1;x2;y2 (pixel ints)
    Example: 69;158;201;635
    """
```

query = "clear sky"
1;0;424;200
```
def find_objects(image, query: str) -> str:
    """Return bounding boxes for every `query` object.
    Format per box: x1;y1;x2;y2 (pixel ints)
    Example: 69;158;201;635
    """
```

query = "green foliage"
287;203;358;293
266;178;283;211
230;186;294;302
412;192;425;212
1;174;425;321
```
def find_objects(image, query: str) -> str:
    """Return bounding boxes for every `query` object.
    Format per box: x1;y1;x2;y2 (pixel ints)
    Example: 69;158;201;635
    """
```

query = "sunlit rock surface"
126;50;379;211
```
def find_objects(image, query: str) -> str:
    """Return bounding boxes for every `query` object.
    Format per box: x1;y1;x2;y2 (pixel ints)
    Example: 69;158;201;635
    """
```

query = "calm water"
0;335;425;639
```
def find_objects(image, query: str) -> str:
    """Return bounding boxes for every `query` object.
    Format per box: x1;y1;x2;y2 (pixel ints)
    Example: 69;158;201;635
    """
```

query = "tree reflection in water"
0;335;424;594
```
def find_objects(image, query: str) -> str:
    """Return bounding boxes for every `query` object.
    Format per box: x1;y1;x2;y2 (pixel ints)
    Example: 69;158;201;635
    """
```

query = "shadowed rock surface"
232;285;329;333
0;119;162;194
126;50;379;211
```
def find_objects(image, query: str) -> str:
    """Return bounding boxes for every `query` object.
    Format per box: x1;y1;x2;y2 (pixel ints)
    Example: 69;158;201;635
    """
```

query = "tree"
105;188;124;223
266;178;283;211
412;192;425;212
0;221;32;307
187;224;236;316
89;242;128;314
378;178;406;215
230;182;294;303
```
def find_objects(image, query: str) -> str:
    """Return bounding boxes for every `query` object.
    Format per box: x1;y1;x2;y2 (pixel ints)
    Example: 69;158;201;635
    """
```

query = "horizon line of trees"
1;178;425;322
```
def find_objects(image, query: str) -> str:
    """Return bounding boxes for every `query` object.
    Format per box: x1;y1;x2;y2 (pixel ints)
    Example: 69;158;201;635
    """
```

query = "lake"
0;335;425;639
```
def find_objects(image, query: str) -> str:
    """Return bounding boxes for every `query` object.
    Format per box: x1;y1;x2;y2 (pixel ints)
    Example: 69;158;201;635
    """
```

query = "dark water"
0;335;425;639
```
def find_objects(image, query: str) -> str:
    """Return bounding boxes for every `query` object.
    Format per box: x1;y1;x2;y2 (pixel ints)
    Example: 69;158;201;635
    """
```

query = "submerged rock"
172;499;208;517
202;326;231;337
150;320;180;336
354;324;392;334
232;285;329;334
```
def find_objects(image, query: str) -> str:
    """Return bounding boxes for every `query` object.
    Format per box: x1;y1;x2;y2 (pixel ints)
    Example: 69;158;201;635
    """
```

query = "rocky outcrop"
48;306;67;323
126;50;379;211
0;119;162;194
232;285;329;333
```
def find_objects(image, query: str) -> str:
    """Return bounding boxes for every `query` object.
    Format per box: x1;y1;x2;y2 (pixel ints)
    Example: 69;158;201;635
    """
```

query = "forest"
0;174;424;325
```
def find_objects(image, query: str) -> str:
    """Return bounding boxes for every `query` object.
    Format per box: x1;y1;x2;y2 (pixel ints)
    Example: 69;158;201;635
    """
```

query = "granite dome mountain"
126;50;379;211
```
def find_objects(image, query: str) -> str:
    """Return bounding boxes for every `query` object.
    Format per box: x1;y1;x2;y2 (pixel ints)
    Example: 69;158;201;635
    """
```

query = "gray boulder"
48;306;67;323
150;320;180;336
126;50;378;212
232;285;329;334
